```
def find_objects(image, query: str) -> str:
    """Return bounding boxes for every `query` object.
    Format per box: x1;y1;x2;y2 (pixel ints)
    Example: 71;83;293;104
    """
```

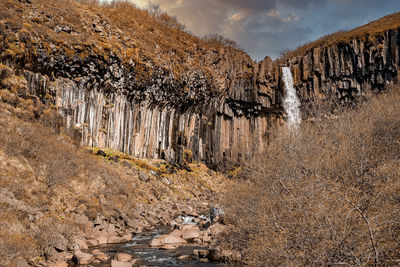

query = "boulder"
162;235;187;245
182;226;200;240
71;236;88;250
161;244;177;250
73;250;94;265
111;260;132;267
115;253;132;262
96;253;110;261
87;239;99;247
138;171;150;182
120;232;133;242
169;229;182;237
208;223;226;236
96;150;107;157
49;261;68;267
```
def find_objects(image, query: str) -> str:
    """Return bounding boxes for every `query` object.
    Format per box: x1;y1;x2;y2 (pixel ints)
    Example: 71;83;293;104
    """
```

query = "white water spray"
282;67;301;129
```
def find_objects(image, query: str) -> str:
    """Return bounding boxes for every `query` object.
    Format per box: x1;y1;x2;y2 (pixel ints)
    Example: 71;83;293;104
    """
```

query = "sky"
127;0;400;61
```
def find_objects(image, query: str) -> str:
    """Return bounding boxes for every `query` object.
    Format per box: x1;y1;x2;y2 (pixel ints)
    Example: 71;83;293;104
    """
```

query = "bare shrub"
223;86;400;266
202;34;242;50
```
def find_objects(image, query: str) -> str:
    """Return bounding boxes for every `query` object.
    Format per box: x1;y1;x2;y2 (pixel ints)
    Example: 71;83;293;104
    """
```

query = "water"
87;227;235;267
282;67;301;129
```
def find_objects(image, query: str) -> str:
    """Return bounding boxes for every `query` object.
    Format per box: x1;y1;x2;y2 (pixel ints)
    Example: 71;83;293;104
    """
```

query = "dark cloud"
133;0;400;60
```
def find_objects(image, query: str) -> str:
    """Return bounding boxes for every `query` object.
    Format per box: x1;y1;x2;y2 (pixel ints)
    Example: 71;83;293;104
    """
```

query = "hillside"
281;12;400;60
0;63;229;265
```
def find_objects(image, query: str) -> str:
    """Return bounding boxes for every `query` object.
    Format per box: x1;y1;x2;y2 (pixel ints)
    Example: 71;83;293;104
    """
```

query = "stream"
87;227;231;267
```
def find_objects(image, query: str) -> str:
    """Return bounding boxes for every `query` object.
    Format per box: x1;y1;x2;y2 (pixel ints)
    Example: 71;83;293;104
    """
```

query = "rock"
74;214;89;225
111;260;132;267
131;258;141;265
73;250;94;265
122;161;132;168
208;223;226;236
161;244;177;250
71;236;88;250
49;261;68;267
169;229;182;237
138;171;150;182
199;258;210;263
108;235;123;244
150;234;187;246
198;249;209;257
120;232;133;242
162;235;187;245
94;232;108;245
96;150;107;157
149;236;165;247
87;239;99;247
178;255;191;260
110;155;119;162
208;247;241;262
182;226;200;240
115;253;132;262
96;253;110;261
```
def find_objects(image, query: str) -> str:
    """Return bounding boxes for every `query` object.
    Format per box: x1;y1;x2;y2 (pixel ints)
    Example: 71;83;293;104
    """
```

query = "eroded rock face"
19;51;281;168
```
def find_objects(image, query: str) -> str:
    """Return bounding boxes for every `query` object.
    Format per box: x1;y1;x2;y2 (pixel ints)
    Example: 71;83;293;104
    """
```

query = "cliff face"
1;0;400;167
20;45;282;168
258;30;400;105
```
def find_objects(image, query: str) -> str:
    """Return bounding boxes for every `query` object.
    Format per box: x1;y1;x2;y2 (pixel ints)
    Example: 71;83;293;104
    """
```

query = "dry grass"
0;0;245;87
223;85;400;266
281;12;400;60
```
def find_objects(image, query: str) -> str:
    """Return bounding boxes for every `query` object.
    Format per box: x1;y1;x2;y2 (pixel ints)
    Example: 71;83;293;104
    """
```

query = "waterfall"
282;67;301;129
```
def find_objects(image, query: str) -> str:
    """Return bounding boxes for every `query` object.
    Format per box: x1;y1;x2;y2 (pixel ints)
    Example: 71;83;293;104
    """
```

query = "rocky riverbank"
0;66;235;266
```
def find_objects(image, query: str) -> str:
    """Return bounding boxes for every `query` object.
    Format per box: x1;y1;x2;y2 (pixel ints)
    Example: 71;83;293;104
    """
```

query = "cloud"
127;0;400;60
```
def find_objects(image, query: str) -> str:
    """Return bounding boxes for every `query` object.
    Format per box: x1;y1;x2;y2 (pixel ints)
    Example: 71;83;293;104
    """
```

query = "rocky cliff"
259;29;400;105
1;0;400;167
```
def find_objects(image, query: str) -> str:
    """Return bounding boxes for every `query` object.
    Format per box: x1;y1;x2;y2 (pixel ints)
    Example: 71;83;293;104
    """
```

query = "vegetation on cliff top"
281;12;400;60
0;0;246;88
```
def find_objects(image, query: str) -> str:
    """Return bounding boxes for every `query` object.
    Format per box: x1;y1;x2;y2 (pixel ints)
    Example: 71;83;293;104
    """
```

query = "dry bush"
223;85;400;266
202;34;243;51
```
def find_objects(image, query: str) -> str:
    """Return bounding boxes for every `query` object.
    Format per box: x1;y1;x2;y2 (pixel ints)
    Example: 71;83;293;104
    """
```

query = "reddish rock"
111;260;132;267
116;253;132;262
73;250;94;265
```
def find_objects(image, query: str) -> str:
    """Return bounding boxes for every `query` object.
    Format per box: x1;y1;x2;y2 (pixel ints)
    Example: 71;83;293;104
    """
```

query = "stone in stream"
111;260;132;267
162;235;187;245
161;244;177;250
150;234;187;246
115;253;132;262
169;229;183;237
96;253;110;261
182;225;200;240
73;250;94;265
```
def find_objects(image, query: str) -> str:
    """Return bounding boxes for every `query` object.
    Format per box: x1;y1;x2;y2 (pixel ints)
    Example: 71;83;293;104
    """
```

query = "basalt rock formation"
260;30;400;104
1;0;400;167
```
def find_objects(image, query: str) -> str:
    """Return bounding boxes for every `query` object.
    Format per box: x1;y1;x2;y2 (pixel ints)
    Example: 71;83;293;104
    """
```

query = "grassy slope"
0;0;247;86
